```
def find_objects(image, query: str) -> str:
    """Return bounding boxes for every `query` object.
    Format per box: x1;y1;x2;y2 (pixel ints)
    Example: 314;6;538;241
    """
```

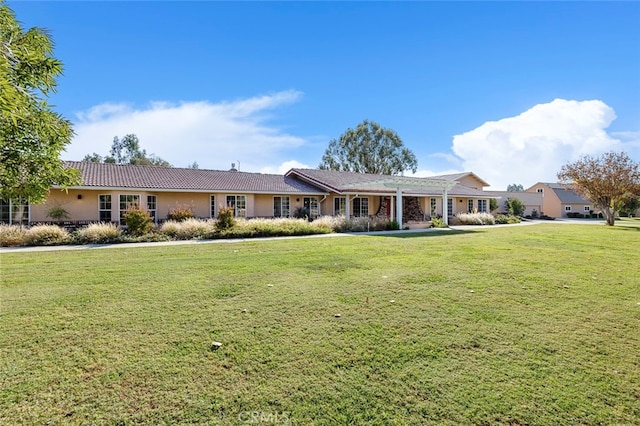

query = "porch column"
396;187;403;229
345;195;350;219
442;189;448;225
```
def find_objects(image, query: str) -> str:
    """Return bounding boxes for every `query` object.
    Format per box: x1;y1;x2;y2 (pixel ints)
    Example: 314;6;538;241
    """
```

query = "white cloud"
259;160;312;175
65;90;307;170
450;99;633;190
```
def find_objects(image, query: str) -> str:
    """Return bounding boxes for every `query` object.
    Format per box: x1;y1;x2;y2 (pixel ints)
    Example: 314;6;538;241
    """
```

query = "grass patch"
1;223;639;424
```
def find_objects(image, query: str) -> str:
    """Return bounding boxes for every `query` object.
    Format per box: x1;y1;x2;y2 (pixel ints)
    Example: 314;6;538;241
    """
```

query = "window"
303;197;319;219
447;199;453;216
537;188;544;193
478;199;487;213
564;206;572;212
334;197;346;216
119;194;140;222
210;195;216;218
99;195;112;222
430;198;437;216
273;196;290;218
0;197;29;224
352;197;369;217
226;195;246;217
584;206;590;212
468;199;474;213
147;195;157;222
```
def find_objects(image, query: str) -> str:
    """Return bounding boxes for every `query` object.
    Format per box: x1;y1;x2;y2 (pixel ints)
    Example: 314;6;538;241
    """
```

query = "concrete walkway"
0;218;605;253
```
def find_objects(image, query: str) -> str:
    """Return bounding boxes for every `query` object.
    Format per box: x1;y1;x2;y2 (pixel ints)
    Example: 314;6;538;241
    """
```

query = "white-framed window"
447;199;453;216
303;197;319;219
478;199;487;213
584;206;590;212
565;206;572;212
468;199;474;213
119;194;140;222
352;197;369;217
274;196;290;218
430;198;437;216
0;197;29;225
147;195;157;222
210;195;216;218
99;195;112;222
537;188;544;193
226;195;246;217
334;197;346;216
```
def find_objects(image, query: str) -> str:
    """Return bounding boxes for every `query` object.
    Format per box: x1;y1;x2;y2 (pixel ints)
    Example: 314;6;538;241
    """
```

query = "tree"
557;151;640;226
507;183;524;192
506;198;525;216
187;161;199;169
319;120;417;175
83;134;171;167
0;3;80;203
619;194;640;218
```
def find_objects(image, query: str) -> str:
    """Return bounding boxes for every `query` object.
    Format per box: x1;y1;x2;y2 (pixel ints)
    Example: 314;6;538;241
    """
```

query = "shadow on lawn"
363;228;480;239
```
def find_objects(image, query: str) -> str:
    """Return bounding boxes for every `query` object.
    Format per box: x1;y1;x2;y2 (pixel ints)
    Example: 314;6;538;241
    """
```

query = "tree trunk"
603;207;615;226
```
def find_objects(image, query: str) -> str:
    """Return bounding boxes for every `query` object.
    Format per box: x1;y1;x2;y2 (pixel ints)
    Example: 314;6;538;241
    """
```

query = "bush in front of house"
75;222;122;244
0;224;28;247
24;224;71;246
456;212;496;225
234;217;334;237
495;214;522;225
159;218;214;240
215;206;236;232
166;203;195;222
124;206;153;236
430;217;448;228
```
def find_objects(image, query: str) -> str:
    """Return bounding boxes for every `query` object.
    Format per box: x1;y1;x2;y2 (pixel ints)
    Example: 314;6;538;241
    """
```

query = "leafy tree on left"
0;3;80;203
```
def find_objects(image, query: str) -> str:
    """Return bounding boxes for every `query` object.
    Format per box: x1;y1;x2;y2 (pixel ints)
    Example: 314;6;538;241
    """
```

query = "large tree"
319;120;417;175
557;151;640;226
0;2;80;203
83;134;171;167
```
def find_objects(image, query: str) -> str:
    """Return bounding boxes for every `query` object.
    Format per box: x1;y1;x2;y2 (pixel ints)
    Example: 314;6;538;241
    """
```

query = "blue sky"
10;1;640;189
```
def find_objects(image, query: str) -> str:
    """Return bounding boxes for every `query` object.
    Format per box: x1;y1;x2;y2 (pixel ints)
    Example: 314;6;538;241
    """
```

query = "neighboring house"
526;182;597;218
484;191;543;217
2;161;495;228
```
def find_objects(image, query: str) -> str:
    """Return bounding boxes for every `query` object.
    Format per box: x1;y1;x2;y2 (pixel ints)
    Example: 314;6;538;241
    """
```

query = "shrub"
46;205;70;221
292;207;309;220
313;215;350;232
166;203;194;222
430;217;448;228
0;224;28;247
75;222;122;244
506;198;526;216
159;218;214;239
124;206;153;236
495;214;522;224
216;206;236;232
25;225;71;246
386;220;400;231
456;212;495;225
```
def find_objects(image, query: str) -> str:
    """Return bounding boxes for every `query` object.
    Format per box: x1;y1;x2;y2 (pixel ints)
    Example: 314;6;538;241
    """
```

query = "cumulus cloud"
450;99;632;190
259;160;312;175
64;90;307;170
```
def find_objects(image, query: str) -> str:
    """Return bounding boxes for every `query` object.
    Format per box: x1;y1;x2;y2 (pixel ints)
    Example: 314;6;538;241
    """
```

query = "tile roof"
538;182;590;203
287;168;491;197
63;161;326;194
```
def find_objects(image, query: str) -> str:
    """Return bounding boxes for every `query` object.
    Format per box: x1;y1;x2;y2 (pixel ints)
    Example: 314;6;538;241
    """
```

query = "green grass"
1;222;639;425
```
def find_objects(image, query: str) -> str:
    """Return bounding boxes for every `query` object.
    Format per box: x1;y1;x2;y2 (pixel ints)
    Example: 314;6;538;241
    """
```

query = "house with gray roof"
526;182;597;218
3;161;496;228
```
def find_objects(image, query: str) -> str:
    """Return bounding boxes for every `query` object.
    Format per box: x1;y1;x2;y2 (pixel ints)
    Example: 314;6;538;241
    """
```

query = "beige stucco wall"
527;183;561;218
28;189;492;223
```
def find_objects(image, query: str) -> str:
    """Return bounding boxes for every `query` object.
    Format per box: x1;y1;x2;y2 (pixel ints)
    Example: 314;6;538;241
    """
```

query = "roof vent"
229;163;238;172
